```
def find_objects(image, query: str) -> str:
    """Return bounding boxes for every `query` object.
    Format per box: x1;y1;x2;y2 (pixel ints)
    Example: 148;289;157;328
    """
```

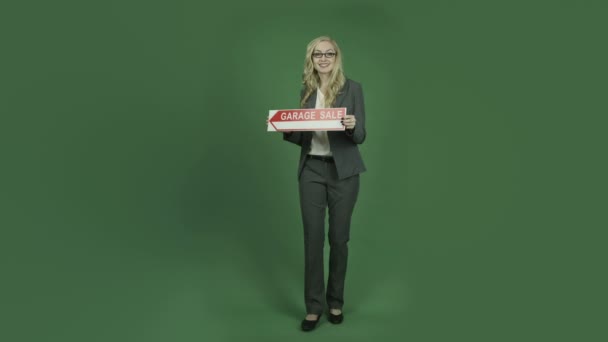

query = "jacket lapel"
334;79;349;108
305;90;317;109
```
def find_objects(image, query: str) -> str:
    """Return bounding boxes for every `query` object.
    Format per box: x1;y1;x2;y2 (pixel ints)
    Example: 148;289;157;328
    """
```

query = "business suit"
283;78;366;315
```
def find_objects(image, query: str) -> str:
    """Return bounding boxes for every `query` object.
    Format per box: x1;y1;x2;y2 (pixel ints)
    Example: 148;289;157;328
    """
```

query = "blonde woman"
282;36;367;331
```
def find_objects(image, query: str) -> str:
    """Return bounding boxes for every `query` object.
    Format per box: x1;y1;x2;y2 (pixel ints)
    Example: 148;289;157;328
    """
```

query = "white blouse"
309;89;332;156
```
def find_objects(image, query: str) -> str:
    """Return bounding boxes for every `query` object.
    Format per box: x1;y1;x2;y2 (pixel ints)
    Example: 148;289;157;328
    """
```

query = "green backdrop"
1;0;606;341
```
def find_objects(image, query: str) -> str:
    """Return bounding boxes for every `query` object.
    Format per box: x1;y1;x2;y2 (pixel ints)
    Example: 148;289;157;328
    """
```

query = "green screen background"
1;0;606;341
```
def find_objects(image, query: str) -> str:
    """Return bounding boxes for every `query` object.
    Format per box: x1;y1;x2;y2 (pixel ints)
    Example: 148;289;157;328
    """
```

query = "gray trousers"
298;156;360;315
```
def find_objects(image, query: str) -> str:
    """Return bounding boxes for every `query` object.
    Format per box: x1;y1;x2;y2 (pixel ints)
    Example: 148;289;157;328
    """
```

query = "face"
312;40;337;75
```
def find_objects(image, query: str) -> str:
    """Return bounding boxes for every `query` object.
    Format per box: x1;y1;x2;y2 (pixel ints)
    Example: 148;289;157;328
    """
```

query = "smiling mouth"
319;63;330;67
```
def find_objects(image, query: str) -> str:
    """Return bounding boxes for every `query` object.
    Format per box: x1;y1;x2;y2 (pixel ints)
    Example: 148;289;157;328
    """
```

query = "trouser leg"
326;165;359;310
298;159;328;315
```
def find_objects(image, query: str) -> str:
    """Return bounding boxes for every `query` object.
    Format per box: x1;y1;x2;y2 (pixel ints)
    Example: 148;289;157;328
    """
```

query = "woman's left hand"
342;114;356;129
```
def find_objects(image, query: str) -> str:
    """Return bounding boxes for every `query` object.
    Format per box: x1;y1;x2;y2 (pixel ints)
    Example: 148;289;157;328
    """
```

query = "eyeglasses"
311;52;337;59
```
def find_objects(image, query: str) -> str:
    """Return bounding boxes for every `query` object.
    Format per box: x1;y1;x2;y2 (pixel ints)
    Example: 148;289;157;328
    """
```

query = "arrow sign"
267;107;347;132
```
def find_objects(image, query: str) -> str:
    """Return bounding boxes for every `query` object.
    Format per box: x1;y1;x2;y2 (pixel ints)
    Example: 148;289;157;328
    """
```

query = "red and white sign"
267;108;346;132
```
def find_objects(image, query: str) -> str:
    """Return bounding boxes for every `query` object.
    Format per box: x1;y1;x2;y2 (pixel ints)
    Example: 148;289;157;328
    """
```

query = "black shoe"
301;314;322;332
328;310;344;324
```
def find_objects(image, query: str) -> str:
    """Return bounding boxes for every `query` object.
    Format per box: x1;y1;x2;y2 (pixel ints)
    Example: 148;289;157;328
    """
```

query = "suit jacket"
283;78;367;180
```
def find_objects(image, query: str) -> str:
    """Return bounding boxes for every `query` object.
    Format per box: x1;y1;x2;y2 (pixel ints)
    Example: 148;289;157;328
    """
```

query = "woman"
282;36;367;332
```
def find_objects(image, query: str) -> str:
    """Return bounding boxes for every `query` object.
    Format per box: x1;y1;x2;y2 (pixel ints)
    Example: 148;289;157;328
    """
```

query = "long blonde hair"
300;36;346;108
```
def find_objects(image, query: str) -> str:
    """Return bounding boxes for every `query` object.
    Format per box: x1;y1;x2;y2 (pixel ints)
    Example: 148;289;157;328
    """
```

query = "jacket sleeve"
345;82;366;144
283;131;303;146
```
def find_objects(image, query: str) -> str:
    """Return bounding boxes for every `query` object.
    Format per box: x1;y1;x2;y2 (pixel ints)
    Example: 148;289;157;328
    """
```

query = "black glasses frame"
311;52;337;59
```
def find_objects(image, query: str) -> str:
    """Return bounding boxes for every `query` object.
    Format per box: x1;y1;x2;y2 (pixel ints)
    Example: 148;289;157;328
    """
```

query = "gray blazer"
283;78;367;180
